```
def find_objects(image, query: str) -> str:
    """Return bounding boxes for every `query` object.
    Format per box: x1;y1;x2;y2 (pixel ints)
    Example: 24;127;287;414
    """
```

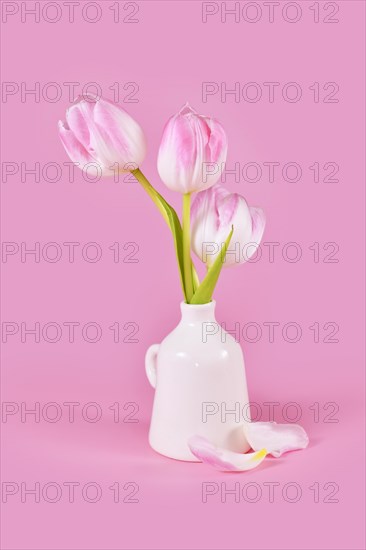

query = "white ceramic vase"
145;301;251;461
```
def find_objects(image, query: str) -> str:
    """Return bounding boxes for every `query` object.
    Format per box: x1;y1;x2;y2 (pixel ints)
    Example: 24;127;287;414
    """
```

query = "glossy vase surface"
145;301;251;461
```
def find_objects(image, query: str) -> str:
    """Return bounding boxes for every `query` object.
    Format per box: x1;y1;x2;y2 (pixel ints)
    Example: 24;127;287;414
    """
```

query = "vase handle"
145;344;160;388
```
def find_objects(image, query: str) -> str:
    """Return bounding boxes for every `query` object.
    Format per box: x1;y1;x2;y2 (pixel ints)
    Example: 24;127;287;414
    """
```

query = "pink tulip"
58;95;146;175
157;103;228;194
191;184;265;267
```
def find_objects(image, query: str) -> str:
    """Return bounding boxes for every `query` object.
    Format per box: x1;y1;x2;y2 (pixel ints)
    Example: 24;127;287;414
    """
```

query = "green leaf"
160;200;187;301
190;226;234;305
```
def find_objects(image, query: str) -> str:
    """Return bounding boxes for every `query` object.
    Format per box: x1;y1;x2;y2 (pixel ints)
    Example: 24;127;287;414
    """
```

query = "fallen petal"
188;436;267;472
244;421;309;458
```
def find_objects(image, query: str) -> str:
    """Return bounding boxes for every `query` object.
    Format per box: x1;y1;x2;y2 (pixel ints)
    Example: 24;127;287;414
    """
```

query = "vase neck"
180;301;216;323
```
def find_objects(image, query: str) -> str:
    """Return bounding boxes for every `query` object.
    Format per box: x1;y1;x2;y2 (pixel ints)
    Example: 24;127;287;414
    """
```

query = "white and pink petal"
58;121;94;166
244;421;309;457
188;435;267;472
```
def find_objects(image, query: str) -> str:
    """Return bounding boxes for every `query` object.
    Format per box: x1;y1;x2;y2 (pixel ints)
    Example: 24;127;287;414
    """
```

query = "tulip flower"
158;104;228;301
157;103;228;194
58;95;146;175
191;184;266;268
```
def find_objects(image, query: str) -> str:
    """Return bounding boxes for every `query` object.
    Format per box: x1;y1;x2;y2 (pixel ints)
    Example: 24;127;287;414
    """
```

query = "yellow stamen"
253;448;267;460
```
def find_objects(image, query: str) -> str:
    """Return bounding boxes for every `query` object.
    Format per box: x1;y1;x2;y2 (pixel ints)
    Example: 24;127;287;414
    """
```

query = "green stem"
131;168;187;301
183;193;194;302
132;168;169;227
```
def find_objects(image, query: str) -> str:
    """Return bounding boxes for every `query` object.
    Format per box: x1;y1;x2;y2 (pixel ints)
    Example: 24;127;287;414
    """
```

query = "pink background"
1;1;365;549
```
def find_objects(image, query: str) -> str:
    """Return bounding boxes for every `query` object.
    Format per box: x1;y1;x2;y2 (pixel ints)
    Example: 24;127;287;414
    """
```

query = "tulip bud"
58;95;147;175
157;103;228;194
191;185;265;267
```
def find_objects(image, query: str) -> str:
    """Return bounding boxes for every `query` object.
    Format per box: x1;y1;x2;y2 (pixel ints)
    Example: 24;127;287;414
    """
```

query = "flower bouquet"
59;96;308;468
59;97;265;304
